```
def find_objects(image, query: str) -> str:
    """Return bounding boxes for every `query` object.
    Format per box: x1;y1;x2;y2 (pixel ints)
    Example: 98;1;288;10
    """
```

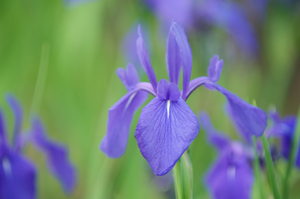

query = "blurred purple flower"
197;0;259;57
145;0;260;57
267;109;300;167
145;0;195;31
100;21;266;176
0;95;76;199
200;112;254;199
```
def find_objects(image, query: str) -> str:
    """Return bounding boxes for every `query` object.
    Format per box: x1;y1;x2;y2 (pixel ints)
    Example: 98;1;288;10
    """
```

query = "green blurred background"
0;0;299;198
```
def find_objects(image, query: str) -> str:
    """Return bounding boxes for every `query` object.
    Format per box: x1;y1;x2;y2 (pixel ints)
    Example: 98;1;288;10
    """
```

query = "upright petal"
100;89;148;158
205;153;254;199
199;112;230;151
205;82;267;137
30;117;76;193
171;22;192;100
116;63;140;91
6;94;23;145
157;79;180;101
137;25;158;92
135;97;199;176
207;55;223;83
166;25;181;85
0;146;36;199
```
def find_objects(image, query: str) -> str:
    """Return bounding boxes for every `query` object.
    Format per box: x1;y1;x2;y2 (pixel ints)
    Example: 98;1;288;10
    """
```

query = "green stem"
262;134;281;199
252;137;264;199
174;158;183;199
173;151;193;199
282;108;300;198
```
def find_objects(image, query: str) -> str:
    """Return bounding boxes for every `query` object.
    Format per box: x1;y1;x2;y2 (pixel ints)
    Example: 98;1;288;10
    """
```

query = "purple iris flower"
0;95;76;199
200;112;254;199
267;110;300;167
100;21;266;176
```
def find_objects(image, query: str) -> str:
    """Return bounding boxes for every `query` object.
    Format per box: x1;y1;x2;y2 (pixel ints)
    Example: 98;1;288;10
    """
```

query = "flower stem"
173;159;183;199
252;136;264;199
261;134;281;199
282;108;300;199
173;151;193;199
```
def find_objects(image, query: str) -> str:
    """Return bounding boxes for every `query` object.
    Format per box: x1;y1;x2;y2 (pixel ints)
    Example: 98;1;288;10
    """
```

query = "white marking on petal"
2;158;12;177
167;100;171;118
124;92;137;112
227;166;236;180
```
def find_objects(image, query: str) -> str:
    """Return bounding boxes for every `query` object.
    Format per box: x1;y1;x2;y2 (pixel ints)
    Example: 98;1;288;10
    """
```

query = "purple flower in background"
197;0;259;57
145;0;195;31
100;21;266;176
200;112;254;199
145;0;260;57
0;95;76;199
267;110;300;167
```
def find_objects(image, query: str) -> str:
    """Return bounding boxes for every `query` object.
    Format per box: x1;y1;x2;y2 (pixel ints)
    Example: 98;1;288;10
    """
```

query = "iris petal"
206;153;254;199
166;25;181;85
207;55;223;83
171;22;193;100
116;63;140;91
205;83;267;137
135;97;199;176
0;146;36;199
30;117;76;193
137;25;158;93
100;90;148;158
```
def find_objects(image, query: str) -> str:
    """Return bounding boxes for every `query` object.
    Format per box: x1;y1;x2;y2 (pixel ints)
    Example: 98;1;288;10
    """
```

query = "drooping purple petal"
100;89;148;158
205;82;267;137
30;117;76;193
116;63;140;91
199;112;230;151
0;145;36;199
205;153;254;199
225;104;251;144
166;25;181;85
135;97;199;176
137;25;158;93
6;94;23;145
207;55;223;83
171;22;193;100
